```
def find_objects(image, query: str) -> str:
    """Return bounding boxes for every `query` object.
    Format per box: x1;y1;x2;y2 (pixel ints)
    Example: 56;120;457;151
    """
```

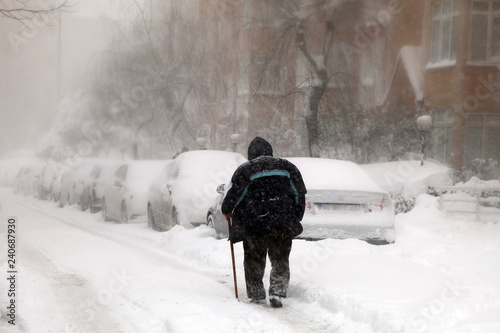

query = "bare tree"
230;0;359;157
289;0;360;157
0;0;72;22
86;0;212;159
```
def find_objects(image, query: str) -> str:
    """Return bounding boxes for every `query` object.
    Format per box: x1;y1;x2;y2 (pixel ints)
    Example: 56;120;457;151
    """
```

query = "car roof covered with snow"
285;157;385;193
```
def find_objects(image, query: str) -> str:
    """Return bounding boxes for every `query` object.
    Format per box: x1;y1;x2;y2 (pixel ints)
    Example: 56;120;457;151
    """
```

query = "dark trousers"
242;233;293;300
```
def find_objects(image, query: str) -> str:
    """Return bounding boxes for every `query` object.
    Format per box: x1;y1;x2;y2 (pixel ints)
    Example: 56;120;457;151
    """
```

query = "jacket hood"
247;137;273;160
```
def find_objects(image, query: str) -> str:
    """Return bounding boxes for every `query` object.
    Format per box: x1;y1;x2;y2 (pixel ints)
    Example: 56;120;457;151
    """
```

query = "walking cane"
225;215;239;301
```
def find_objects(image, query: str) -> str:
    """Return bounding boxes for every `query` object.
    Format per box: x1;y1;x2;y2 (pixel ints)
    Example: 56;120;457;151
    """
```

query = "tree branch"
0;0;73;22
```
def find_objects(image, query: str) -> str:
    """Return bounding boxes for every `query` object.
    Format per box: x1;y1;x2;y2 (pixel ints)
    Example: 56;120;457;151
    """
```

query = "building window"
432;109;454;164
431;0;459;63
470;1;500;63
465;113;500;164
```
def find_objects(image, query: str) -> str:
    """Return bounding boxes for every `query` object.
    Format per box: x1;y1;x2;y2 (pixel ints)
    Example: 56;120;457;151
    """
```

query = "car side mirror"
216;184;225;194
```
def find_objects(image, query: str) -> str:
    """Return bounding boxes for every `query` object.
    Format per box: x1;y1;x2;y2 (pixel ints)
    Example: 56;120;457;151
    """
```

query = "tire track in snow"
17;241;126;333
2;195;178;332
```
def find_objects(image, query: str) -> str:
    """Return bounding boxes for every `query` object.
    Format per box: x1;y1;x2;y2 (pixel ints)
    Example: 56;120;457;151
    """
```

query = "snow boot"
250;298;266;304
269;295;282;308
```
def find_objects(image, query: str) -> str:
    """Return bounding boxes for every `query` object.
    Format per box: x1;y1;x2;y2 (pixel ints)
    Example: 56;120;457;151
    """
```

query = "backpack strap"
234;169;299;208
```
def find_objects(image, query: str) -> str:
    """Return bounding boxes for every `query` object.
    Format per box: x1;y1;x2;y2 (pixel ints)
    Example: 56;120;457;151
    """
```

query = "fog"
1;0;498;180
0;3;499;330
0;0;121;157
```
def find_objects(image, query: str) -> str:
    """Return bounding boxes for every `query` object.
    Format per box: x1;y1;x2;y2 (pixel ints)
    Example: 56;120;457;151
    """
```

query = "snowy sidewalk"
1;188;499;332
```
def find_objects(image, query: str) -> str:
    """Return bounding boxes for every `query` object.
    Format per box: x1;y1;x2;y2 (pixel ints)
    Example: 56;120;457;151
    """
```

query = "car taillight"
369;198;392;212
305;197;311;210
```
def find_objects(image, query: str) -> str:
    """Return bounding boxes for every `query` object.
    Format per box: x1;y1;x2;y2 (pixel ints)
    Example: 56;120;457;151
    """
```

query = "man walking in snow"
222;137;307;308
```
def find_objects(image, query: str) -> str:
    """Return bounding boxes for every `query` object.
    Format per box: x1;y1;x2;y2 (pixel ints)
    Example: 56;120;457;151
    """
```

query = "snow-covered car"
80;160;122;213
59;159;101;207
29;162;47;199
102;160;169;223
49;163;71;202
0;158;35;187
58;171;73;206
207;157;395;244
147;150;246;231
34;162;65;201
13;167;32;195
34;163;51;200
13;160;44;196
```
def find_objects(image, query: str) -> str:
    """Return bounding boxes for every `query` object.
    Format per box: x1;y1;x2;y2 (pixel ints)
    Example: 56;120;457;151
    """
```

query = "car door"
213;186;228;237
150;168;167;227
109;165;128;218
161;160;179;228
157;182;172;228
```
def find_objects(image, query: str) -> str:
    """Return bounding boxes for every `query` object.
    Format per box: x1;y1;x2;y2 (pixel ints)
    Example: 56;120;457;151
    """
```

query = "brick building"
423;0;500;177
197;0;500;177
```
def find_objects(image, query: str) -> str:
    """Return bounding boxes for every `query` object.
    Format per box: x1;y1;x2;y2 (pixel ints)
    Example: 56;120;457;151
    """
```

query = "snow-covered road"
1;187;499;332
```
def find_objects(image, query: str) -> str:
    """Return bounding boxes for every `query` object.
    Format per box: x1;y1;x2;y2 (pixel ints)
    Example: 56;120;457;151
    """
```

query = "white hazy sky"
72;0;123;19
0;0;129;157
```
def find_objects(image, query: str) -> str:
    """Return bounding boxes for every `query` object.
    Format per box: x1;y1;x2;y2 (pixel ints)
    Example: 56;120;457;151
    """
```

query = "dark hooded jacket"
222;137;307;243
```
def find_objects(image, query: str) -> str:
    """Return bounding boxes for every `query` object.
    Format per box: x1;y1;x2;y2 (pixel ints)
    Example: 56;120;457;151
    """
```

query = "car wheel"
80;194;89;211
89;197;98;213
148;204;158;231
120;201;128;224
102;198;111;222
172;206;179;226
207;213;215;229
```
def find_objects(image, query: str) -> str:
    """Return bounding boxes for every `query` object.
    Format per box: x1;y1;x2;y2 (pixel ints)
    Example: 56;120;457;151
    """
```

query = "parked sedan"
102;160;169;223
207;157;395;244
0;158;35;187
36;162;64;201
13;160;44;196
49;163;71;202
80;160;122;213
59;159;101;207
147;150;246;231
13;167;33;195
29;162;47;199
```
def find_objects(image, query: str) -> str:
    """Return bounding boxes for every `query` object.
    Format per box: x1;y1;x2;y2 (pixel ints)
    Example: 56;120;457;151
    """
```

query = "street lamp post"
230;133;242;152
416;115;432;166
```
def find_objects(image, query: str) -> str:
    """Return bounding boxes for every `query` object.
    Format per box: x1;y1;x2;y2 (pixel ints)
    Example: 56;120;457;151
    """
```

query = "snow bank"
360;159;453;197
455;176;500;190
435;177;500;223
105;193;500;332
155;193;500;332
1;179;498;332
